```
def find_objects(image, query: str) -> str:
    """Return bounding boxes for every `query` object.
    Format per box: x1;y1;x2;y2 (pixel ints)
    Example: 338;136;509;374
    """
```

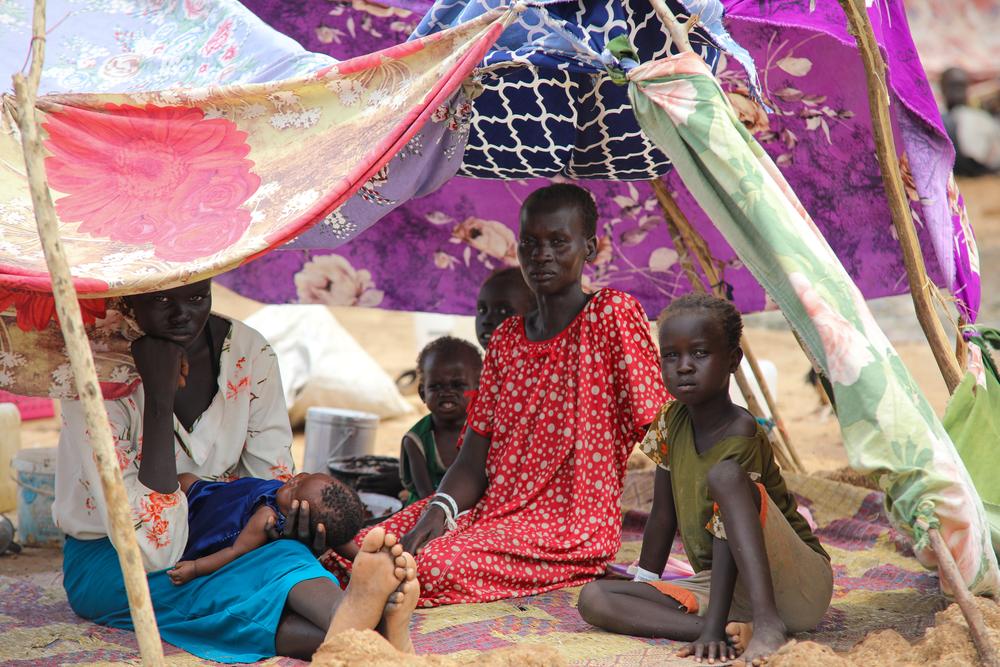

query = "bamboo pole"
928;528;1000;667
836;0;963;394
651;179;803;473
11;2;165;663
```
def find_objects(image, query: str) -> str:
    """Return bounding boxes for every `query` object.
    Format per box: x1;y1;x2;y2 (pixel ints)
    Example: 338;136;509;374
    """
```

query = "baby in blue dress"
168;472;364;585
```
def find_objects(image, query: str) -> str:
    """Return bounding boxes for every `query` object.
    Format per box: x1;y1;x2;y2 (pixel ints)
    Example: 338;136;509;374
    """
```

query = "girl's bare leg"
705;460;786;666
578;579;705;639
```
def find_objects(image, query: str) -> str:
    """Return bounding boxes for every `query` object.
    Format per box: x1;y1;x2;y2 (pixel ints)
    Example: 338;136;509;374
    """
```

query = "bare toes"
361;526;386;553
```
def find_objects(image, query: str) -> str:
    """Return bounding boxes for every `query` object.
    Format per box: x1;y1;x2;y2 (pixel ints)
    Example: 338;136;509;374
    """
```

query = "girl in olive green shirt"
578;295;832;666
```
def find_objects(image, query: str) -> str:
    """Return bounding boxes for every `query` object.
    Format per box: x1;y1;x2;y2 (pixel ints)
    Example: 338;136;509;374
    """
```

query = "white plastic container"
0;403;21;513
303;407;378;473
13;447;62;547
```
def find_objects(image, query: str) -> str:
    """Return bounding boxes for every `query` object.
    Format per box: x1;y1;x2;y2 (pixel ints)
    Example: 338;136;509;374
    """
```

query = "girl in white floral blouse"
54;280;342;662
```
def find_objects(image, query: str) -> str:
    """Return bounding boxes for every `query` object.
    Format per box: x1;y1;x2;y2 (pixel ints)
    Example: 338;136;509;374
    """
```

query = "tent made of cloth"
219;0;980;326
0;0;996;608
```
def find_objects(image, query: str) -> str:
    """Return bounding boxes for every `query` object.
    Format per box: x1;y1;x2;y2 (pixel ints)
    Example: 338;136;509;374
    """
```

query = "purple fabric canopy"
219;0;977;321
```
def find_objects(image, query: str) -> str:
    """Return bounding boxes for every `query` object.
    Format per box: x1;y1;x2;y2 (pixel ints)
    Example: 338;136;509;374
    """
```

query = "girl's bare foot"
380;551;419;653
727;621;752;654
325;527;405;639
734;617;786;666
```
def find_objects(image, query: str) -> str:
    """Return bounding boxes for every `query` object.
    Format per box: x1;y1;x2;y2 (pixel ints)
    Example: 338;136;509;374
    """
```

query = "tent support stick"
955;317;969;373
928;528;1000;667
836;0;963;394
651;179;803;472
741;342;804;470
11;1;164;664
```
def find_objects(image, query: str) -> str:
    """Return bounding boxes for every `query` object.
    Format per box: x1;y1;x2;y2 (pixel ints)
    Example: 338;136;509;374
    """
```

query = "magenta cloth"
220;0;978;320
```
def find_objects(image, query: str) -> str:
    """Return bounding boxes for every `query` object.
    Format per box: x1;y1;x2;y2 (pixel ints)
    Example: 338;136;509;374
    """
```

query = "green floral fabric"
619;49;999;595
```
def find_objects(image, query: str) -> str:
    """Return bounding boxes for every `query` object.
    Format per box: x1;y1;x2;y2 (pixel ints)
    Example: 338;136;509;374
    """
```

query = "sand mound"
770;598;1000;666
312;629;567;666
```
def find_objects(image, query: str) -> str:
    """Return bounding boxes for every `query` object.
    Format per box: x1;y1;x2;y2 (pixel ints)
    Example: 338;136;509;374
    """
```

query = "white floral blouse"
53;317;295;572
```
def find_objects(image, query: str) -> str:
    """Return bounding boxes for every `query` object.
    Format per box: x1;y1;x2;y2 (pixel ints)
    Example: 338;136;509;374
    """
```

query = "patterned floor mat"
0;472;945;665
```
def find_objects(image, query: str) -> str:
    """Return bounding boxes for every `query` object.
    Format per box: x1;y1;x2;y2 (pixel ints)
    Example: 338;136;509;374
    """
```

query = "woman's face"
516;207;596;297
127;280;212;348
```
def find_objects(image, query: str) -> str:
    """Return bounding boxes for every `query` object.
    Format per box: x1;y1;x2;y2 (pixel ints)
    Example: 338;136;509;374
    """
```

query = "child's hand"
677;631;736;664
168;561;197;585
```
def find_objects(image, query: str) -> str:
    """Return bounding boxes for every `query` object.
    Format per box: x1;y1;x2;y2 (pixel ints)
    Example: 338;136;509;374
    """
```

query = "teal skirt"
63;536;337;663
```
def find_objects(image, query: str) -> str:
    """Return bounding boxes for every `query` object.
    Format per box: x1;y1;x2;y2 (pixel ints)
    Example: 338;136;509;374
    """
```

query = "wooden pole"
836;0;963;394
956;317;969;374
651;180;803;473
928;528;1000;667
11;2;165;664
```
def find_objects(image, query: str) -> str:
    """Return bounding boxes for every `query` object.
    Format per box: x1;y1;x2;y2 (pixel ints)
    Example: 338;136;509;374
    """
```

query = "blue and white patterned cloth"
411;0;758;179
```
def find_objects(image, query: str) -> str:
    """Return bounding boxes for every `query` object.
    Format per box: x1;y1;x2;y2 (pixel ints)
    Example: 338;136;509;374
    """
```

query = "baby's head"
475;268;535;348
416;336;483;425
277;473;365;548
517;184;598;297
657;294;743;407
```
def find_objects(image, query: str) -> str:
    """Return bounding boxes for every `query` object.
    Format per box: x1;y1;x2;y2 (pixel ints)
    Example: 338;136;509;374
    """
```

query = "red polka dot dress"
347;289;668;607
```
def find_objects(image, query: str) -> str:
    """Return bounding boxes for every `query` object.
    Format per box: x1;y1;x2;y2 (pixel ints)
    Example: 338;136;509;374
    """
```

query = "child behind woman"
475;267;535;349
578;294;832;665
399;337;482;506
168;472;364;584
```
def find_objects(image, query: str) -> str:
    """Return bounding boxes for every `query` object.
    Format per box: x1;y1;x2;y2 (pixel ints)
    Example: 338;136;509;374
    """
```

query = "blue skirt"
63;536;338;663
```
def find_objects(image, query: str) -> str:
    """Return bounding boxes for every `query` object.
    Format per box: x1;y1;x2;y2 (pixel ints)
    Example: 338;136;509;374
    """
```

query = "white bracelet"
428;500;457;531
633;566;662;582
434;492;459;518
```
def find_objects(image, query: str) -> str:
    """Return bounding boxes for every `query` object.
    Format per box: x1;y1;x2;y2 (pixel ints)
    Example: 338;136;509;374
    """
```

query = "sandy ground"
1;175;997;659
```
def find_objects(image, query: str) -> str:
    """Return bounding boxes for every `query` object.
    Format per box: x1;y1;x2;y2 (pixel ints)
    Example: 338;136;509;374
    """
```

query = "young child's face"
517;207;596;297
475;274;535;348
419;353;479;423
276;472;333;512
658;312;740;406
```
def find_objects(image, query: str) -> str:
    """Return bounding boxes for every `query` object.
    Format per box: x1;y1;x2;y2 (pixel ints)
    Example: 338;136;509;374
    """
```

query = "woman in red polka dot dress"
340;184;669;607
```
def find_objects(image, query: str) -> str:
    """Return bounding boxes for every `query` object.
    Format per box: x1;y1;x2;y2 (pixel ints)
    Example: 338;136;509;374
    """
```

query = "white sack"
246;305;413;426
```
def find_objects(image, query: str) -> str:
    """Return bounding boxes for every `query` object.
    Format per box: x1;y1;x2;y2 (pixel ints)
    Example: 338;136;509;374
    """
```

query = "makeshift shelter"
1;0;998;663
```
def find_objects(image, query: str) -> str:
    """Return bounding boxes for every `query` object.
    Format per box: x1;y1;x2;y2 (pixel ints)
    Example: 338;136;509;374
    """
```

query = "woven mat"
0;472;944;665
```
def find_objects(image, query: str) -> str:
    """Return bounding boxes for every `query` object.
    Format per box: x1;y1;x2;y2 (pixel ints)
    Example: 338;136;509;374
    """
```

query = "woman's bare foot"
734;617;786;666
325;527;405;639
727;621;752;654
380;551;419;653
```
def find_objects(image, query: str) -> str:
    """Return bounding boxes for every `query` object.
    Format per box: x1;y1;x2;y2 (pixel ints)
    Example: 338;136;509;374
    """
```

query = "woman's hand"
265;499;328;556
401;504;447;555
131;336;187;393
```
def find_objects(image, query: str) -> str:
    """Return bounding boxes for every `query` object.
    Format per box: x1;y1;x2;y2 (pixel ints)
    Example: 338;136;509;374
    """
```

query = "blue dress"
62;478;337;663
182;477;286;561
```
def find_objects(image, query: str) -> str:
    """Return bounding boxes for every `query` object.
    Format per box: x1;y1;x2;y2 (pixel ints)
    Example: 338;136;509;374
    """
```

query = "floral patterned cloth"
220;0;979;327
52;317;295;571
0;0;518;304
624;48;999;595
339;289;670;606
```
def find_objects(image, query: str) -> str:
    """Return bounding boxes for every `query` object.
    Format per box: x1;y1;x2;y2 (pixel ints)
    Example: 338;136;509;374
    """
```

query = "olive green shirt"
639;401;828;572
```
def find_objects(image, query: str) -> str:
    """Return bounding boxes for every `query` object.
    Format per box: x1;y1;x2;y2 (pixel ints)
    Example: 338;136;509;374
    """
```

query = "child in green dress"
399;337;482;506
577;294;832;665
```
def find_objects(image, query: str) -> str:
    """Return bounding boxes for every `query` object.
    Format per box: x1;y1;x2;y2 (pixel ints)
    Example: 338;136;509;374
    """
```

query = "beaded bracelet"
434;491;460;519
428;500;458;531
